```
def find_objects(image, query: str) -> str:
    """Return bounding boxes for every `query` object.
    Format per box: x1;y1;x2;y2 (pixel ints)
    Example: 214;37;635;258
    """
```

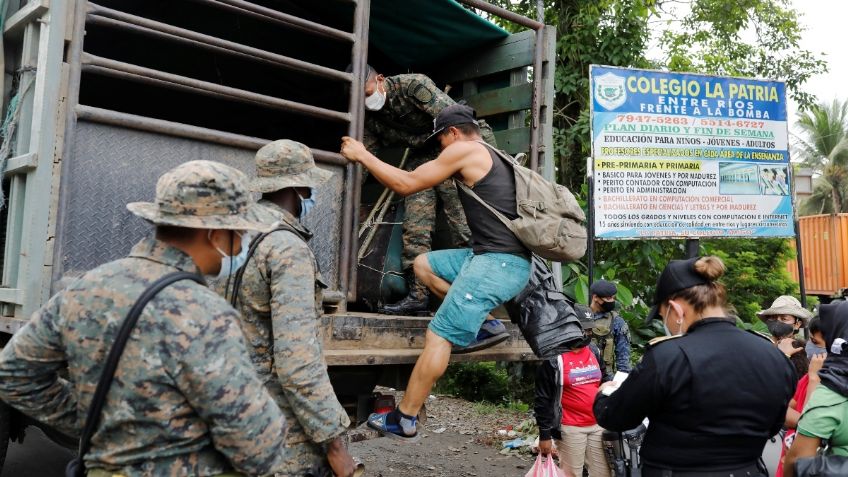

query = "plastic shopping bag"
524;455;566;477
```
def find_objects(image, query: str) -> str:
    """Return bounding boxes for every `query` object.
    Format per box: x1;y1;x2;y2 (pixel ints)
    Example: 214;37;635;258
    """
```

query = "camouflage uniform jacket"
363;73;495;159
227;201;349;452
0;238;287;477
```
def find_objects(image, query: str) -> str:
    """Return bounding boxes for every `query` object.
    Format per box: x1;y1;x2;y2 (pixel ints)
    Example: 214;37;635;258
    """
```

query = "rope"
357;148;410;259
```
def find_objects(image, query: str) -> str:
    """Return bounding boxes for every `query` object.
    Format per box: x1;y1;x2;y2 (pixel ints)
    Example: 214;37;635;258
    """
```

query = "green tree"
658;0;826;109
795;99;848;215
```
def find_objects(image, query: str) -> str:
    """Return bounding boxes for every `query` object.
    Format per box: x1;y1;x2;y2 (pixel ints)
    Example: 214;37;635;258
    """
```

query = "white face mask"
365;81;386;111
297;188;316;220
663;303;683;336
210;231;250;279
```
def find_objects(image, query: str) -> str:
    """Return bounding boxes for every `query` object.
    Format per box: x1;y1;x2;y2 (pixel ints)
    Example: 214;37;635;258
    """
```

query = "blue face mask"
297;189;316;220
210;231;251;279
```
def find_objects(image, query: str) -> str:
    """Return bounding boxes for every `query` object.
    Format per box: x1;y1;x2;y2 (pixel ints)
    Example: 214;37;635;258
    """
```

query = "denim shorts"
426;248;531;346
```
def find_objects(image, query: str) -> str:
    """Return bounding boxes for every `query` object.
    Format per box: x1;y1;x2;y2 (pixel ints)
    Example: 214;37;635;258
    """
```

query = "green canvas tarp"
368;0;509;68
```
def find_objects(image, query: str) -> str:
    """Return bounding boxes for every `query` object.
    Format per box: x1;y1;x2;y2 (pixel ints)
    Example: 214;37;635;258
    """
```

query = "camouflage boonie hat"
127;160;272;231
249;140;333;193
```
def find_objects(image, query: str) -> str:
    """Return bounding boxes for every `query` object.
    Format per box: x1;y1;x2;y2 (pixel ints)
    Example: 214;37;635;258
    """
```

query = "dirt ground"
350;392;538;477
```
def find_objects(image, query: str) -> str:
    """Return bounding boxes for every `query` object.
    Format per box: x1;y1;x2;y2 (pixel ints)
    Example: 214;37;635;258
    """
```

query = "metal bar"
185;0;355;42
4;0;49;38
80;53;351;123
795;218;807;308
4;152;38;175
340;0;370;304
529;25;544;171
685;239;700;259
586;157;594;288
52;0;89;296
86;5;353;83
456;0;544;30
75;105;349;166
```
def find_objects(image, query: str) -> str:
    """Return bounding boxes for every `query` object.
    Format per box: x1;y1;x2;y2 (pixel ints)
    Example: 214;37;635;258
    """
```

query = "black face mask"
766;320;795;339
600;301;616;313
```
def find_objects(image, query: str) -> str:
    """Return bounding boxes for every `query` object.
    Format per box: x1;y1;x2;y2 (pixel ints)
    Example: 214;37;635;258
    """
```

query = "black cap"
646;257;709;322
425;104;479;142
590;280;617;298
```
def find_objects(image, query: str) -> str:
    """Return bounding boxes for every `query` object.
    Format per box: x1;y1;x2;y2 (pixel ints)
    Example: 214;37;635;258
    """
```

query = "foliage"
436;361;537;404
795;99;848;215
657;0;826;110
487;0;655;191
701;238;798;323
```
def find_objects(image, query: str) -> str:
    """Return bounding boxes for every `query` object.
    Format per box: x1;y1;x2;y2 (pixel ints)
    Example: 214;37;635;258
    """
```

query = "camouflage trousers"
87;470;242;477
273;440;331;477
402;154;471;297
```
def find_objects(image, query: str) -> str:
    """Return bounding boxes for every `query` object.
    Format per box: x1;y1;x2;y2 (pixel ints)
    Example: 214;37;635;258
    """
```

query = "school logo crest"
594;72;627;110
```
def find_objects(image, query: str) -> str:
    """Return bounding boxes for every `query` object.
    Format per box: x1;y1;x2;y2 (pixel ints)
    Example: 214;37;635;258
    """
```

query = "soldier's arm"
265;234;350;444
405;74;455;118
614;316;632;372
0;293;79;436
170;297;287;476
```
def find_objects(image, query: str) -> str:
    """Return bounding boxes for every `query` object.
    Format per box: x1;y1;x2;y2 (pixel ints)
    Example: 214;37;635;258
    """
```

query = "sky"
786;0;845;131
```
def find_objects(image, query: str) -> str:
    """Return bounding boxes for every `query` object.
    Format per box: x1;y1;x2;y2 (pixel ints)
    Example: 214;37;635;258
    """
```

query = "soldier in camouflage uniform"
585;280;631;374
222;140;355;477
361;65;497;315
0;161;288;477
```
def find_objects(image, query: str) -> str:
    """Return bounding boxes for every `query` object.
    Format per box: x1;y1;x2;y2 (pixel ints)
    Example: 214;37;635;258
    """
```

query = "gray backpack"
455;141;587;261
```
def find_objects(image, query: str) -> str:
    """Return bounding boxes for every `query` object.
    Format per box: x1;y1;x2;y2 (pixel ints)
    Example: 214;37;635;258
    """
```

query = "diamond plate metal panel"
55;121;343;292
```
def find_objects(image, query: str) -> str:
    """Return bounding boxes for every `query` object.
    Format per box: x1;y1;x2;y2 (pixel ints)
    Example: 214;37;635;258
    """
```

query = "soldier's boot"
379;272;430;316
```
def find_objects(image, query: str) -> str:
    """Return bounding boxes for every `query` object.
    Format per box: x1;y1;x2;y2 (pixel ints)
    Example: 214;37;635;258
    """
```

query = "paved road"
1;426;73;477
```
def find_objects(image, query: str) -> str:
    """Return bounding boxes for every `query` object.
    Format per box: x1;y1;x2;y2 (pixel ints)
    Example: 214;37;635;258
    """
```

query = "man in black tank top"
341;105;531;442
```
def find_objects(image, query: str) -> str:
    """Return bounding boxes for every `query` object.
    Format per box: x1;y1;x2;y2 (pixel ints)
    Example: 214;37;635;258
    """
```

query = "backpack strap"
229;223;298;307
73;271;204;475
453;140;523;233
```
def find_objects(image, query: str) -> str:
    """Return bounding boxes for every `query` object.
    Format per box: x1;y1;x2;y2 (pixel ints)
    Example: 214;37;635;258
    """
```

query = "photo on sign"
719;163;759;195
759;166;789;196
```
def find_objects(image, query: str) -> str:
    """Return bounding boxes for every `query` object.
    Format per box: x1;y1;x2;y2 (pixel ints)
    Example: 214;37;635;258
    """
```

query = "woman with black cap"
593;256;797;476
784;301;848;477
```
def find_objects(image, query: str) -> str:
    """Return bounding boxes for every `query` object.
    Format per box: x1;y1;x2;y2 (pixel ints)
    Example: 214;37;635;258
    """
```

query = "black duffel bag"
505;254;587;358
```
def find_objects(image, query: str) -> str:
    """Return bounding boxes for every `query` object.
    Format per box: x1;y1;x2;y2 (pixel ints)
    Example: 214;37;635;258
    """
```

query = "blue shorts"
426;249;531;346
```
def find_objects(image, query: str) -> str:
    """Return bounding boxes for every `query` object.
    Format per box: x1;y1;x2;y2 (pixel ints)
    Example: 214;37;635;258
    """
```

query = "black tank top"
456;146;528;255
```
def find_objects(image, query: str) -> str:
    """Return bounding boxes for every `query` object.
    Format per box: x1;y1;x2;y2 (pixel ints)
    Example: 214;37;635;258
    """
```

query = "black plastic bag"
505;255;587;358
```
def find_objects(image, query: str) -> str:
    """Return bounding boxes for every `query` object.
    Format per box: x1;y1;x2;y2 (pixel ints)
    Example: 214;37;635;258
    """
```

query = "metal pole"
87;5;353;83
528;13;544;171
341;0;370;303
587;157;595;289
685;239;699;259
80;54;351;123
456;0;545;30
184;0;356;42
788;167;808;308
75;105;349;166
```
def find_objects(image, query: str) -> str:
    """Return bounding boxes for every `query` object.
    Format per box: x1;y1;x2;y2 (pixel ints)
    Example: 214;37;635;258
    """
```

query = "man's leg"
381;188;435;315
398;329;452;417
560;425;588;477
585;425;611;477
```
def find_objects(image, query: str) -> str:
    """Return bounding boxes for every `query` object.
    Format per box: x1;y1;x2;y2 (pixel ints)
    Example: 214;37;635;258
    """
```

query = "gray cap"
590;280;617;298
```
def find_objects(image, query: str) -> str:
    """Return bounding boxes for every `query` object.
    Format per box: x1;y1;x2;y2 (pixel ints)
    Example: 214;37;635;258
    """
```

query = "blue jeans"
426;249;530;346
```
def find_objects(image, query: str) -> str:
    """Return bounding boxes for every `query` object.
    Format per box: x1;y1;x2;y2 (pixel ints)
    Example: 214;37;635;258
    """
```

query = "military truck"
0;0;557;464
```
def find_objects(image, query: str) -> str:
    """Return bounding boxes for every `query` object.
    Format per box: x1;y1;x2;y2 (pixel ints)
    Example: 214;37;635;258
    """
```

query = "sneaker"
451;319;510;354
366;410;421;443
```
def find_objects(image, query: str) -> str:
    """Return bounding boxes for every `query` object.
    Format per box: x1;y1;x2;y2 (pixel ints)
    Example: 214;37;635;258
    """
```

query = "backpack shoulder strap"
453;140;518;233
75;271;204;468
230;222;298;307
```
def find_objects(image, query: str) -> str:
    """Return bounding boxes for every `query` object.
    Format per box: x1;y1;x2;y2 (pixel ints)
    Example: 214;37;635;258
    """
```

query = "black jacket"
593;318;796;472
535;344;609;441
